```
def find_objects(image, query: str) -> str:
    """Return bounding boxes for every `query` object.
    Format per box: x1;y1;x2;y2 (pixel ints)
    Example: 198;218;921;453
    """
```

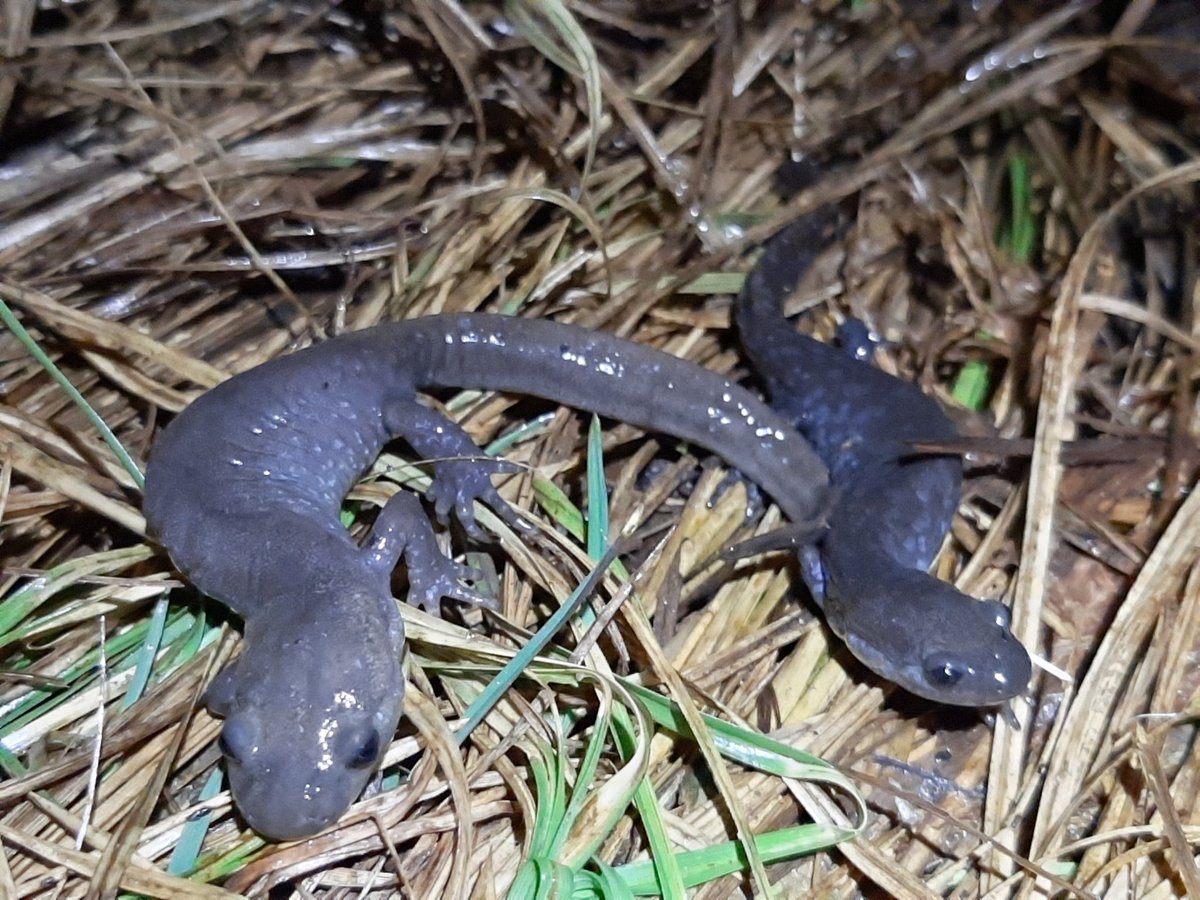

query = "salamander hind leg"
363;489;496;613
382;398;528;536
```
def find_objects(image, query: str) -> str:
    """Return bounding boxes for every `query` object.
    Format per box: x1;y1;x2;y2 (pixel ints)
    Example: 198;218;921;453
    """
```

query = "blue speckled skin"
143;313;829;839
736;214;1031;706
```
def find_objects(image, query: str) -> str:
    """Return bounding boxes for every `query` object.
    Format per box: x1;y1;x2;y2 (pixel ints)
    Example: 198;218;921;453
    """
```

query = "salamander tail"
736;207;844;329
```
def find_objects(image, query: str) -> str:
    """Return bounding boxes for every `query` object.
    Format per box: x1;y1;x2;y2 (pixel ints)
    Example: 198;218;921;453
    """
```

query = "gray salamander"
143;313;829;840
736;213;1032;706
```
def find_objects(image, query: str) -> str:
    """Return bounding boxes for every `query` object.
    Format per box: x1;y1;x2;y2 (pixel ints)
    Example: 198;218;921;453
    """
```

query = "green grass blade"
533;476;586;541
609;822;855;894
0;547;156;650
621;679;864;821
121;594;170;709
609;703;686;899
0;297;145;488
454;542;623;744
509;854;576;900
951;358;991;410
551;692;610;855
505;0;602;184
525;746;566;856
586;415;608;564
485;411;557;455
1006;152;1036;263
167;767;223;876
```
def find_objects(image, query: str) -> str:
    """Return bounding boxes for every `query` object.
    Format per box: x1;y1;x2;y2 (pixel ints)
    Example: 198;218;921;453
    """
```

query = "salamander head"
205;597;405;840
829;567;1032;707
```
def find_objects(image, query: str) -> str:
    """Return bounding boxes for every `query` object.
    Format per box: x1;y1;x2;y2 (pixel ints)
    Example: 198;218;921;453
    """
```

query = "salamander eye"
347;729;381;769
217;718;255;764
924;657;965;688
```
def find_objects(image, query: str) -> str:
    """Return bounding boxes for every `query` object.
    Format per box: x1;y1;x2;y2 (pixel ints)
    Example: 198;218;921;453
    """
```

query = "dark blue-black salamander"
143;315;830;839
735;213;1031;708
145;222;1032;839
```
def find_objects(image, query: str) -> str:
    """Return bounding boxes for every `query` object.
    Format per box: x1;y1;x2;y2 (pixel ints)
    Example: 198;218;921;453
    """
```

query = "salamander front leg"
363;490;496;613
382;399;529;536
835;318;877;364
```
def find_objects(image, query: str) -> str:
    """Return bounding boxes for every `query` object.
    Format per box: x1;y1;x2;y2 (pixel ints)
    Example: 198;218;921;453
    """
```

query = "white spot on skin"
456;329;504;347
706;407;732;427
230;458;244;466
316;716;338;771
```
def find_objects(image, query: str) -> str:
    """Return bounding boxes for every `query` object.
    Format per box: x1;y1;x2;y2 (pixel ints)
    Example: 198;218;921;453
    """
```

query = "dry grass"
1;1;1198;896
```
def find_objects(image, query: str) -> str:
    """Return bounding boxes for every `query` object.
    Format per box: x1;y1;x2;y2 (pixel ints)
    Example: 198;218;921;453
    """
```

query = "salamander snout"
218;707;391;841
836;568;1033;708
913;599;1031;706
206;603;406;841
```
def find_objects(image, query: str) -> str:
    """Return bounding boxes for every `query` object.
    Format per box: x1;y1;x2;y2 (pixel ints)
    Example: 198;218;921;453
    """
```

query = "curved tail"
737;208;844;331
735;208;846;402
